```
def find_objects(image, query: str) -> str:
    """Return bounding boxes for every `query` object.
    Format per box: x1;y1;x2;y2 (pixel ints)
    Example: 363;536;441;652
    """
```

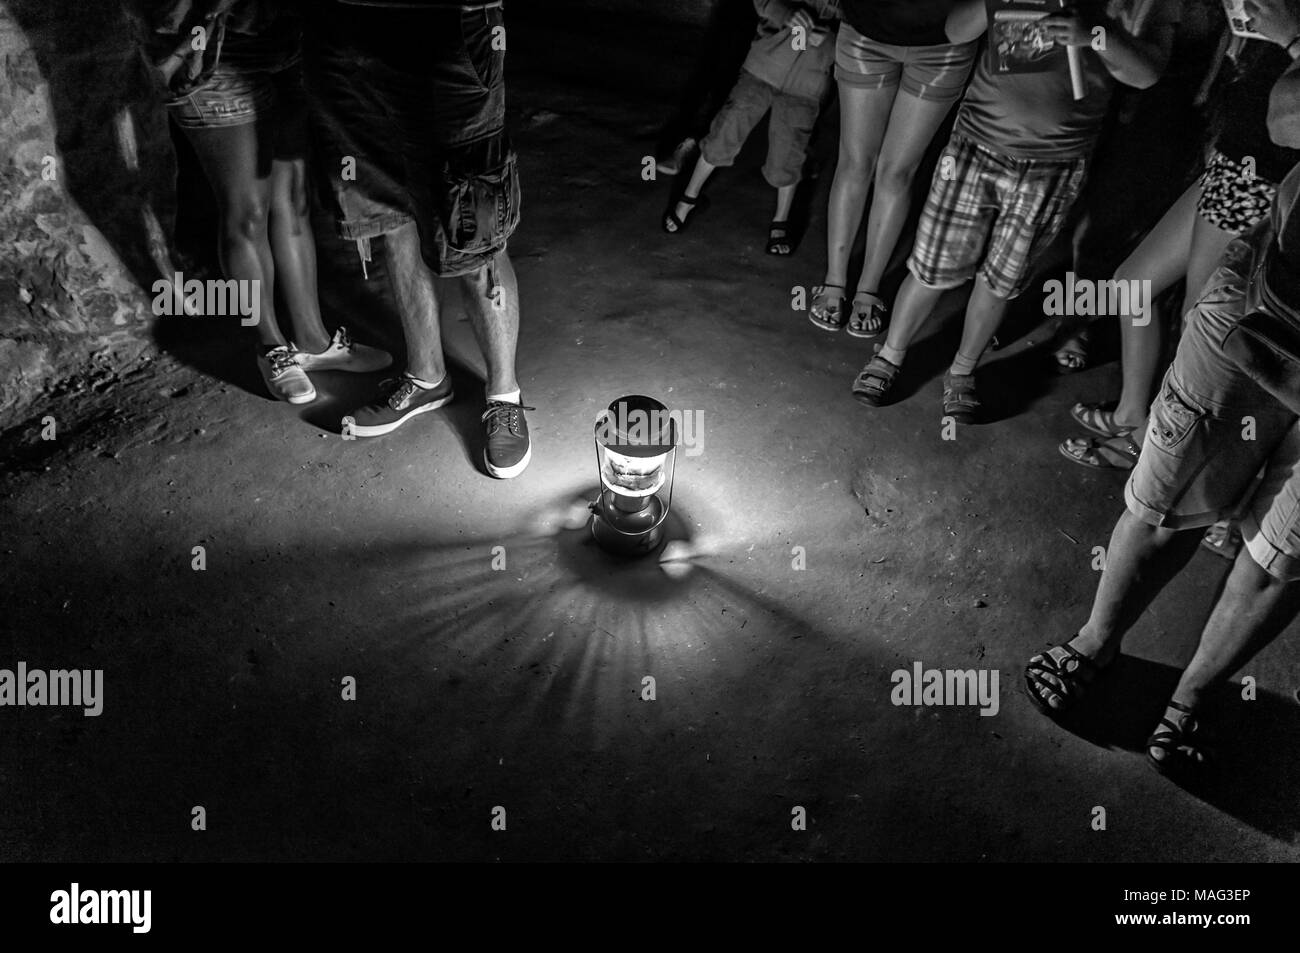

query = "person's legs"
857;91;956;300
1110;181;1201;430
386;221;447;385
948;276;1009;376
457;251;519;399
184;121;283;347
267;154;331;353
822;81;896;289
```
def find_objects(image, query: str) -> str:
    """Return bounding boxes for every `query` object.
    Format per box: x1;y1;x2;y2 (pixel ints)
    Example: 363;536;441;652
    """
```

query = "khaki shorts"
1124;233;1300;580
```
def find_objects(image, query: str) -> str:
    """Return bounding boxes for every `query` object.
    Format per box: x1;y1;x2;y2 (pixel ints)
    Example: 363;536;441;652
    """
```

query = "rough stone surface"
0;0;173;433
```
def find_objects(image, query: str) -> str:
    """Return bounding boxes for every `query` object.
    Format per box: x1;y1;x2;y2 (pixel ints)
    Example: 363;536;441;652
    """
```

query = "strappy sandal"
1024;641;1102;716
662;193;708;234
766;220;794;256
808;284;846;332
851;354;900;406
1059;433;1142;471
1146;700;1213;777
847;291;887;338
942;371;979;423
1069;401;1132;438
1201;520;1242;560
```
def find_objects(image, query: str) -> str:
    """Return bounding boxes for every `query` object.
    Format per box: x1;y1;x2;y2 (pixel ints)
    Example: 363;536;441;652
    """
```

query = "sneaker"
295;326;393;373
343;374;454;437
257;345;316;404
655;137;696;176
481;399;534;479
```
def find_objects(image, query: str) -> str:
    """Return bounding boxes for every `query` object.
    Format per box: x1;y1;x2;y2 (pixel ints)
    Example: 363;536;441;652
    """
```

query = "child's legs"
697;71;776;176
764;91;819;219
824;81;897;287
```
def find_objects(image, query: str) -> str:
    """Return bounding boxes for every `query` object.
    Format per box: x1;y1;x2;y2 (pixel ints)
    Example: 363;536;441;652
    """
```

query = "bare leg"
773;183;796;223
268;154;330;353
822;82;896;290
1111;181;1200;429
673;156;716;224
1170;547;1298;709
877;273;947;365
458;251;520;397
950;276;1010;372
857;91;955;299
386;221;446;384
184;121;283;347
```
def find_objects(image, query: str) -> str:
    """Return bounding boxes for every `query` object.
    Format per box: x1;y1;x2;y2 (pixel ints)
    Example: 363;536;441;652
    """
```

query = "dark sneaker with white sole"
343;374;454;437
482;400;534;479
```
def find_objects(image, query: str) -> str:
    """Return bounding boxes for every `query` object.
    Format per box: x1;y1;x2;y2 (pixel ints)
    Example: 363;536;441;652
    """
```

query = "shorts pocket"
1148;374;1205;454
440;149;521;255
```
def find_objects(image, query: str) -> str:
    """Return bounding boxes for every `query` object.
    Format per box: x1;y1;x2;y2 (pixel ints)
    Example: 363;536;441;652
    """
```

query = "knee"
875;159;916;197
836;145;876;182
221;197;270;242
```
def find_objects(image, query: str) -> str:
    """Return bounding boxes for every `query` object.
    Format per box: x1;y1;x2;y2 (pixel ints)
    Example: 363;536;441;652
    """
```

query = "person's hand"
787;7;815;35
1243;0;1300;48
1041;11;1093;47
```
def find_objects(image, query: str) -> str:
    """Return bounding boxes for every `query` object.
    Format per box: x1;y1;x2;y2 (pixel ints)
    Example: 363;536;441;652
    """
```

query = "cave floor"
1;11;1297;862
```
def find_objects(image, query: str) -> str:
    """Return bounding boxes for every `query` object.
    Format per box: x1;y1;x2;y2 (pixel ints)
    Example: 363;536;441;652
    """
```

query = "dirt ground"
0;11;1296;862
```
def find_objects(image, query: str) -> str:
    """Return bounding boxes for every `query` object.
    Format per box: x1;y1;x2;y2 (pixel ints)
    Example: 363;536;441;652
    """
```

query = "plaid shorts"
908;133;1089;299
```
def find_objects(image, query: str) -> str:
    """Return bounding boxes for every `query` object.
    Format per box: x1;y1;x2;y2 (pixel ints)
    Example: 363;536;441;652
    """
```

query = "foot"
257;345;316;405
655;137;696;177
808;284;846;332
1059;432;1142;470
1053;328;1091;372
851;353;901;406
343;374;454;438
663;193;705;234
1201;519;1242;560
482;399;534;479
1024;636;1117;715
1069;401;1140;438
846;291;887;338
295;326;393;374
1147;699;1213;777
942;370;979;423
766;220;793;256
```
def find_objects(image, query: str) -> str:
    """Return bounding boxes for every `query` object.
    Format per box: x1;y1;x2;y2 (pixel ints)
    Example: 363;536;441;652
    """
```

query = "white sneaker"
295;326;393;373
257;345;316;404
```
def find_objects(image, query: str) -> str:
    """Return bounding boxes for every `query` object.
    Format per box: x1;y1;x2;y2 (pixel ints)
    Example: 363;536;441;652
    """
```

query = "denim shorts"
164;28;303;129
304;1;519;277
1124;232;1300;580
835;22;976;104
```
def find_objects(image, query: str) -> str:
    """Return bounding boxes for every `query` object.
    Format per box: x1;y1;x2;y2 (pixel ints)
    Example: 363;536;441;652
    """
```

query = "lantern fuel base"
590;395;678;556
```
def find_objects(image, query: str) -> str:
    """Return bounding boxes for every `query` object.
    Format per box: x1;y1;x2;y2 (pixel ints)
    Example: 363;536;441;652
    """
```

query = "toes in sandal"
1146;700;1213;777
1201;520;1243;560
1053;329;1091;373
809;284;846;332
766;220;794;256
1070;401;1131;438
847;292;888;339
1059;432;1141;471
662;193;708;234
852;354;900;406
942;371;979;424
1024;641;1100;717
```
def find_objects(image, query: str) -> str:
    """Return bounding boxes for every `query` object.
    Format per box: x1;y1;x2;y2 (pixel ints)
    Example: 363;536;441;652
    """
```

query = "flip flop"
1059;432;1142;470
847;292;887;338
808;284;846;332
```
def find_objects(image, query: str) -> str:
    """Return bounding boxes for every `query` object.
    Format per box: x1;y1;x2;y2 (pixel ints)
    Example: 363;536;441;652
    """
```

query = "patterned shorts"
907;133;1089;299
1197;149;1279;235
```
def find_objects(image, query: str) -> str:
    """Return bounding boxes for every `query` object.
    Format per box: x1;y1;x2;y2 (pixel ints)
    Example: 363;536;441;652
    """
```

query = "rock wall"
0;1;172;435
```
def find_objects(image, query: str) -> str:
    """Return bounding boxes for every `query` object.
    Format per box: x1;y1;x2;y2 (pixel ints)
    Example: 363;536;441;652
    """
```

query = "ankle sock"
877;343;907;366
487;389;521;405
949;352;979;377
406;373;445;390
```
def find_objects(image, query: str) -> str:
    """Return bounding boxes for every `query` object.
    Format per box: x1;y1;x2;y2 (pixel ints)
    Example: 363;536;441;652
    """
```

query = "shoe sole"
484;442;532;479
343;391;454;437
808;312;844;332
298;356;394;374
285;388;316;405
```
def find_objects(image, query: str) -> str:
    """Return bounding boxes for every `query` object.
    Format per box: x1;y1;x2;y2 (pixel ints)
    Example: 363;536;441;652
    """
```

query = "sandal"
852;354;900;406
1146;699;1213;777
1201;520;1242;560
1053;328;1091;373
808;284;846;332
1059;432;1142;471
1024;641;1102;716
942;371;979;423
662;193;708;234
766;220;794;256
847;291;887;338
1069;401;1132;438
